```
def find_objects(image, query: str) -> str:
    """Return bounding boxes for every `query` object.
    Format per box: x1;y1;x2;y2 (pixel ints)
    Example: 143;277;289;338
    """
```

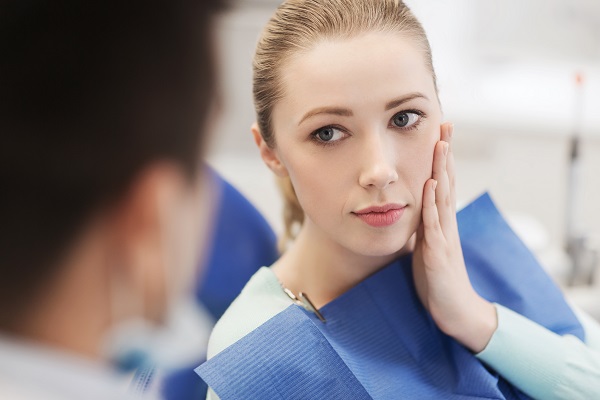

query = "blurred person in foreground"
0;1;226;399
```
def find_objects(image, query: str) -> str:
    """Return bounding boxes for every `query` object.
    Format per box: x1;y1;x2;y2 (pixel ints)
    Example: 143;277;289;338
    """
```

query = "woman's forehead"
276;32;436;120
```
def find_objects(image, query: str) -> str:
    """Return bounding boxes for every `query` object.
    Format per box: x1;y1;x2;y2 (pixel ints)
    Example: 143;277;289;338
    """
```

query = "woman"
203;0;600;399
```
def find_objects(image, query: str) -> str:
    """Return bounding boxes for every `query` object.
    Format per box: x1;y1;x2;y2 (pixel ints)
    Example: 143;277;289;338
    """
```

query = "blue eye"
312;126;346;143
317;127;334;141
391;111;421;128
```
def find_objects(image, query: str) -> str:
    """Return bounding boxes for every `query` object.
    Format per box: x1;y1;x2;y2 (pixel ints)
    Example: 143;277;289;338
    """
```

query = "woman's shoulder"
206;266;293;359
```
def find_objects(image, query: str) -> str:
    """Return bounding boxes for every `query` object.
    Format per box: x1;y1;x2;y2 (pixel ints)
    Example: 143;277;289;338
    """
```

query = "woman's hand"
412;123;497;353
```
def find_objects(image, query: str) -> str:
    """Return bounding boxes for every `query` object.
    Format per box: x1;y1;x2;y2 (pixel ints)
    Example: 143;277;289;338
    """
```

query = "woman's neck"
272;219;411;309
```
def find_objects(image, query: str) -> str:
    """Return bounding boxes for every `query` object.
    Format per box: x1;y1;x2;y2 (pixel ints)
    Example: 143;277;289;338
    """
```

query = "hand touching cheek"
412;123;498;353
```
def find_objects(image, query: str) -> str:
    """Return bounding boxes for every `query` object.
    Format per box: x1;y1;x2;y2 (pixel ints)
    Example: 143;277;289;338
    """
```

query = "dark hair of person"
0;0;227;330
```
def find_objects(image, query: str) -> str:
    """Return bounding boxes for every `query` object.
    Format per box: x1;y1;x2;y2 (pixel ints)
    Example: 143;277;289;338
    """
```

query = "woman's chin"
349;235;416;259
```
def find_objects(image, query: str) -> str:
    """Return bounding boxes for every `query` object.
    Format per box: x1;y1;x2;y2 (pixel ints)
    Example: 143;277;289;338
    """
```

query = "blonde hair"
253;0;437;251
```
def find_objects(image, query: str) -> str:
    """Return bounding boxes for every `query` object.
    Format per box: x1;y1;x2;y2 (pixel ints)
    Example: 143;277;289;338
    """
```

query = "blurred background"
206;0;600;317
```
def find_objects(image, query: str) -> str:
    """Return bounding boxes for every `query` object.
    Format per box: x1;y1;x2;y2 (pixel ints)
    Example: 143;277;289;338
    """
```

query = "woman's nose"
358;135;399;190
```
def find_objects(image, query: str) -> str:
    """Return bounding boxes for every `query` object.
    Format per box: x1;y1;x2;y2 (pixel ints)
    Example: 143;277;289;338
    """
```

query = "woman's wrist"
439;294;498;353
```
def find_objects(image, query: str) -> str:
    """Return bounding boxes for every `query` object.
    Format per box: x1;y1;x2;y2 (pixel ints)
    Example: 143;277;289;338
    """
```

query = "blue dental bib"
196;193;583;399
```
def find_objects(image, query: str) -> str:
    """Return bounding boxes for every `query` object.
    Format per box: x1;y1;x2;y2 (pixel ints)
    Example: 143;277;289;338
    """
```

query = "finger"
416;221;425;242
444;123;457;213
432;139;453;235
440;121;452;143
421;178;444;244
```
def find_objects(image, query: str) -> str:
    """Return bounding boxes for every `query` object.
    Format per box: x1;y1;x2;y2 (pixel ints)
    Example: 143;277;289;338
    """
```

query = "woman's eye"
313;126;346;143
391;111;421;128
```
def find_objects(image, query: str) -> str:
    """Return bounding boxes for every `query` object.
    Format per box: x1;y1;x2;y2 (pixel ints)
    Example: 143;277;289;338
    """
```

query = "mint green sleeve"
476;303;600;400
206;387;219;400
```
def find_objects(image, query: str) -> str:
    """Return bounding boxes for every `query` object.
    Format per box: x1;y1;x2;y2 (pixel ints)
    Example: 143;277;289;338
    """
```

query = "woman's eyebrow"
385;92;428;111
298;92;428;126
298;107;352;126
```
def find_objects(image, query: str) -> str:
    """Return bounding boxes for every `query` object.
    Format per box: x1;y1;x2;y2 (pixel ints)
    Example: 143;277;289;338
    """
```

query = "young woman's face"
270;32;442;257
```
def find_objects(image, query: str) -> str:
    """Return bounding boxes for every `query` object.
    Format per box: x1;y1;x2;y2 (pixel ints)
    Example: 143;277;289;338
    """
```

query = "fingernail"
432;180;438;191
448;124;454;139
443;142;449;156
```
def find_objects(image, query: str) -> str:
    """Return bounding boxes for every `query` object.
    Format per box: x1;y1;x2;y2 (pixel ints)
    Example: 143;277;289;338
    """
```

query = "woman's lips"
353;204;406;227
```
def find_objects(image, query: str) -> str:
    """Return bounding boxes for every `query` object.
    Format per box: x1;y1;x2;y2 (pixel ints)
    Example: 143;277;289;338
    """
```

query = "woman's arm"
476;303;600;399
412;123;600;399
573;304;600;350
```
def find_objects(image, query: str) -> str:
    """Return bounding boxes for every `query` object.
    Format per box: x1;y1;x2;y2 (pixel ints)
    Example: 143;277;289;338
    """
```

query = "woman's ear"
251;122;288;177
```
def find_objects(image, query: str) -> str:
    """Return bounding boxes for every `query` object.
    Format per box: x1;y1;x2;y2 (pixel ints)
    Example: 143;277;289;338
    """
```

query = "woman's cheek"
404;135;436;208
404;134;435;178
